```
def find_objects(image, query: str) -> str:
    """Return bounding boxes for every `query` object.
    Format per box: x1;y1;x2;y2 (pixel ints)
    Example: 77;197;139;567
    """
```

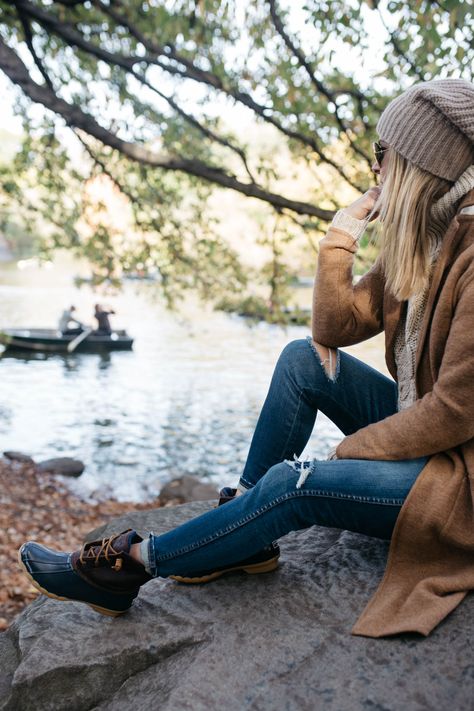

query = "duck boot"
169;486;280;584
19;529;151;617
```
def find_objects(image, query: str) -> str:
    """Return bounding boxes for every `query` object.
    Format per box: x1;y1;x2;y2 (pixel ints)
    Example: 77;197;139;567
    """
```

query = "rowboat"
0;329;134;353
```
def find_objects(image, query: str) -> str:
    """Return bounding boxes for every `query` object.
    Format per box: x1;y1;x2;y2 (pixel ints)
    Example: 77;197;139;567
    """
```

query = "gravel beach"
0;458;159;629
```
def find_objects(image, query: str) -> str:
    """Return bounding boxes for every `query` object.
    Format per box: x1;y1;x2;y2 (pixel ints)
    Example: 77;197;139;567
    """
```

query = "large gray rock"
1;502;473;711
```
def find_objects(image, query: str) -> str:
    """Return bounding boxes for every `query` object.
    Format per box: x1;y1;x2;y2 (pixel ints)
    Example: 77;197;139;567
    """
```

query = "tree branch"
53;0;86;6
267;0;373;168
16;0;256;182
91;0;364;190
0;37;335;220
13;0;55;91
374;3;425;81
15;0;364;191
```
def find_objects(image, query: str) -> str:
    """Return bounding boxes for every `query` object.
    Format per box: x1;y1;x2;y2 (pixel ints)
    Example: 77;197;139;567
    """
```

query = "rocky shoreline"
3;503;474;710
0;452;220;630
0;456;160;629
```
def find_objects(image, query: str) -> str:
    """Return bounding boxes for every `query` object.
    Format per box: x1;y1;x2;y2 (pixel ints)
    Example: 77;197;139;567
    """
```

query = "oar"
67;327;92;353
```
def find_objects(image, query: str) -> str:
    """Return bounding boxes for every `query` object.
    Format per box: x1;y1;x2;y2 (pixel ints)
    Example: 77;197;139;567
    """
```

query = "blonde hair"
375;151;452;301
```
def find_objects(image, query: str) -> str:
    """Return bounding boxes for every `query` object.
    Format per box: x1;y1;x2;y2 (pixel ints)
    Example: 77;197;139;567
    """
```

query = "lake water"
0;258;387;502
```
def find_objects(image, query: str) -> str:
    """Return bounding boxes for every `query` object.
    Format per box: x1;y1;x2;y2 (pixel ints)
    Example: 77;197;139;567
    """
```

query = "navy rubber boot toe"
19;539;141;616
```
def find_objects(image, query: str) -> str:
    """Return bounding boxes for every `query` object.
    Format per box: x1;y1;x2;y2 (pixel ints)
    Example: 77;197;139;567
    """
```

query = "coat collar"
384;294;402;379
414;188;474;370
414;214;461;374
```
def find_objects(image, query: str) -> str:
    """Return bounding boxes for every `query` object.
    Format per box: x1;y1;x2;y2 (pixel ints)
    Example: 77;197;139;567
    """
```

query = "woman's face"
372;140;390;184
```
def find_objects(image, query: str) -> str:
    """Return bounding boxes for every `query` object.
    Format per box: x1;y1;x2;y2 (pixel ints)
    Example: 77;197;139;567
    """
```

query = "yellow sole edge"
17;547;127;618
169;555;280;584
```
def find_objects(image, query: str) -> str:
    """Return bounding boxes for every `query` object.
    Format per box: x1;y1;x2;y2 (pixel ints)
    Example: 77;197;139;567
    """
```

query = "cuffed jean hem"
140;537;153;575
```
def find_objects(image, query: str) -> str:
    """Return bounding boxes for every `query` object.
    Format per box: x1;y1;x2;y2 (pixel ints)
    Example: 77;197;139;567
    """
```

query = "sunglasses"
372;141;389;167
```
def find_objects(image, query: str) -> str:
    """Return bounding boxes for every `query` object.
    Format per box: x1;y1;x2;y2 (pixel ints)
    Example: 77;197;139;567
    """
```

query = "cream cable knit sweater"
330;166;474;410
394;247;440;410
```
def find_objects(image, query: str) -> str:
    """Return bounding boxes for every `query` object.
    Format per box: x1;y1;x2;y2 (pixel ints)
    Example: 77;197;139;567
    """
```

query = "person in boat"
19;79;474;638
58;305;84;336
93;304;115;336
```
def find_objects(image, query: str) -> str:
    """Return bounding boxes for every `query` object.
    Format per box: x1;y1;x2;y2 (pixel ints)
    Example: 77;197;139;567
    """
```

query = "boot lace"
79;531;127;569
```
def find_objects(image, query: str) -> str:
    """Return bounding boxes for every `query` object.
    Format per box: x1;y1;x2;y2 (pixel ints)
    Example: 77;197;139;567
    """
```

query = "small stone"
36;457;85;477
3;451;34;464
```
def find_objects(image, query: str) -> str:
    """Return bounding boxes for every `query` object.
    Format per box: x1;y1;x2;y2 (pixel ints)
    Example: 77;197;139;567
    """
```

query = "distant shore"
0;458;159;629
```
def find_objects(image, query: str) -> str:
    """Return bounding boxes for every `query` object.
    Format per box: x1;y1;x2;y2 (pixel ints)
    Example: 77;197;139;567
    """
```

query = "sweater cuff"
330;210;369;241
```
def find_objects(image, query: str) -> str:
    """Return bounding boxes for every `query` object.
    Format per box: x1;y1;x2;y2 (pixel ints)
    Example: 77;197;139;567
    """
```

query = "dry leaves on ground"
0;459;159;630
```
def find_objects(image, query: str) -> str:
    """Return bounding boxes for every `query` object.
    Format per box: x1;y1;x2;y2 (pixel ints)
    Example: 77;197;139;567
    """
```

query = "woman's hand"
344;186;381;221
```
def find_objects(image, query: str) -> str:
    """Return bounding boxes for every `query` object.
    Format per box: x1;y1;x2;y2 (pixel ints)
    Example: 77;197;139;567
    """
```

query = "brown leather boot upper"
71;529;152;593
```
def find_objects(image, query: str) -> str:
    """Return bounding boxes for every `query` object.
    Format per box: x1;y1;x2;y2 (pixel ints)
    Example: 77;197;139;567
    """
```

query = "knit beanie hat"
376;79;474;182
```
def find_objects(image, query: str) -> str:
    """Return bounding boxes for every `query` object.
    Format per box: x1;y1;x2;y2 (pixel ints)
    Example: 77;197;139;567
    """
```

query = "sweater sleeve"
312;226;385;348
336;267;474;460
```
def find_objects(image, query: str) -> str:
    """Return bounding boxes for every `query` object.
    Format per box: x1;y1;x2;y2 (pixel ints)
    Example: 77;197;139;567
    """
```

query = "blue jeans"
147;339;427;577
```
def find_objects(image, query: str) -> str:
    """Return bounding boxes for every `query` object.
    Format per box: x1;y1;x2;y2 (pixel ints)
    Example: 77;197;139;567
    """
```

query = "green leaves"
0;0;472;320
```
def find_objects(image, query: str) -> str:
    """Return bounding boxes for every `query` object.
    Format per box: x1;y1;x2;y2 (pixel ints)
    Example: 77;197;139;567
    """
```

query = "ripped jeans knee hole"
307;337;339;382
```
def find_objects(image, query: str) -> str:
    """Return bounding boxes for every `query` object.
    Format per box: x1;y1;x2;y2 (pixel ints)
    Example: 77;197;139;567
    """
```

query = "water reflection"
0;258;386;502
0;349;113;373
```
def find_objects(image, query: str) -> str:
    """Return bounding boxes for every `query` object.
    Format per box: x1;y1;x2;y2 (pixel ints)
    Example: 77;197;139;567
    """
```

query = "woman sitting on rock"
19;79;474;638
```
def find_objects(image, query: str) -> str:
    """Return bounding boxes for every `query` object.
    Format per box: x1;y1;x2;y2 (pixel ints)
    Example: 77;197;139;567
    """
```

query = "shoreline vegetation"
216;294;311;326
0;457;160;630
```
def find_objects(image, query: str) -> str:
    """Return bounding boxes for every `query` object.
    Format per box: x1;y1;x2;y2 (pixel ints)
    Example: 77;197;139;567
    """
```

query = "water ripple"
0;268;386;501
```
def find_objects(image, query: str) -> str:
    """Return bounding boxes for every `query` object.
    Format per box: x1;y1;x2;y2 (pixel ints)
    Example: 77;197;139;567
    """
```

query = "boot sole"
169;554;279;584
17;547;128;617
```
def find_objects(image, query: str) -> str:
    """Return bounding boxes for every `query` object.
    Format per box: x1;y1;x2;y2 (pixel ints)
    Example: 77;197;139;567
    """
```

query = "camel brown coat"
312;189;474;638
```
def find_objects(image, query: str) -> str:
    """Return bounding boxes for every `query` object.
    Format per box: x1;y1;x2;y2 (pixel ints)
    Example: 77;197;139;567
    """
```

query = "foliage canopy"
0;0;472;313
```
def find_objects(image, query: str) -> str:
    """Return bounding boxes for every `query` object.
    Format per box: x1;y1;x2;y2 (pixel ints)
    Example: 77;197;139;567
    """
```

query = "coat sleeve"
336;266;474;460
312;227;385;348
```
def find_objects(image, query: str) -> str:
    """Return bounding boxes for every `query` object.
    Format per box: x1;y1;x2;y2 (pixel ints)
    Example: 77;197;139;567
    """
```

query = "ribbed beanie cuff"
377;79;474;181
